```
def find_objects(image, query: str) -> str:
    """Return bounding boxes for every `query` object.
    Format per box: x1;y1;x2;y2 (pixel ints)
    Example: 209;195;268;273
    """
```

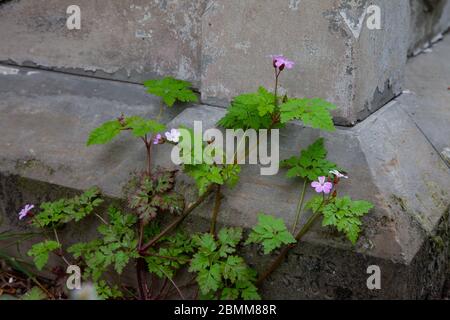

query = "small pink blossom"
18;204;34;220
271;55;295;71
165;129;181;143
153;134;164;145
329;170;348;179
311;177;333;194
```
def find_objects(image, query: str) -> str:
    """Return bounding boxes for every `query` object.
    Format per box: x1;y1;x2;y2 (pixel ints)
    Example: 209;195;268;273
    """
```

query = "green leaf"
184;164;224;196
33;187;103;227
146;231;193;279
281;138;341;181
67;206;138;281
240;283;261;300
221;165;241;189
21;287;47;300
127;170;184;224
194;233;217;253
197;263;222;295
217;87;277;130
280;98;336;131
27;240;61;270
95;280;123;300
305;196;325;213
144;77;198;107
189;229;260;299
87;120;123;146
245;214;296;254
218;228;242;257
317;197;374;244
221;287;240;300
221;256;247;282
126;116;166;137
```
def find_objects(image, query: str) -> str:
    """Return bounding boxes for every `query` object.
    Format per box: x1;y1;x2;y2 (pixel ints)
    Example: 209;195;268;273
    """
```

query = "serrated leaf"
280;98;336;131
281;138;341;181
245;214;296;254
240;283;261;300
21;287;47;300
27;241;61;271
197;263;222;294
317;196;374;244
144;77;198;107
217;87;277;130
126;116;166;137
33;187;103;227
221;287;240;300
87;120;123;146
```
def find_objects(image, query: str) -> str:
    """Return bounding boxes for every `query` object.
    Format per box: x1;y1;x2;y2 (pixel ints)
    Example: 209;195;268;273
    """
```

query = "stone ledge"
154;100;449;266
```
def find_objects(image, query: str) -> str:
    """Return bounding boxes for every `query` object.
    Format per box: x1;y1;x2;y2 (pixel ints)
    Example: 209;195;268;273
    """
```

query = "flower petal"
311;182;321;188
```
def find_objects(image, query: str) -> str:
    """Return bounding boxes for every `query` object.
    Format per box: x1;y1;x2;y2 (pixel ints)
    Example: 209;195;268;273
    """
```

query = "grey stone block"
398;34;450;159
0;65;187;196
201;0;409;125
0;0;207;85
0;0;413;126
408;0;450;55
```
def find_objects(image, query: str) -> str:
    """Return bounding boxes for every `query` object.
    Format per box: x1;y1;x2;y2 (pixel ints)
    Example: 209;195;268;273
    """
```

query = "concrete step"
1;0;448;126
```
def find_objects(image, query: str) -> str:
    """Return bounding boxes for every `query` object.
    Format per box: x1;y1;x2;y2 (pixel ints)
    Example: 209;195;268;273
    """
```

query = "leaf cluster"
189;228;260;300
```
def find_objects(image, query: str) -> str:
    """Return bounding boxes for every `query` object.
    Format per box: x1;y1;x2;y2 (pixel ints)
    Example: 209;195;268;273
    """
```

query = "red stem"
139;185;215;254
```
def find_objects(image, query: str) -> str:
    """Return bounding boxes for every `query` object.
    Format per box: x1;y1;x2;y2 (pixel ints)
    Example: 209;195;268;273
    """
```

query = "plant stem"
160;268;185;300
210;184;222;235
274;69;280;107
256;209;322;286
143;135;153;177
136;257;148;300
136;221;149;300
139;185;215;253
95;213;109;225
292;180;307;233
52;228;70;266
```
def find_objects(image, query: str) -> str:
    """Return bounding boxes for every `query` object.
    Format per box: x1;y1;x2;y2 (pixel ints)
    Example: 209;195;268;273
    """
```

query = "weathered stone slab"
0;0;207;85
0;64;187;196
408;0;450;55
398;33;450;159
201;0;409;125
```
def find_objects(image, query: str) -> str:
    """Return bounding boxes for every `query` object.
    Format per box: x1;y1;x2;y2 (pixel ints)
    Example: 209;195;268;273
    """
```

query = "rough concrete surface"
398;34;450;161
0;65;189;196
201;0;409;126
0;0;447;125
0;0;207;85
408;0;450;55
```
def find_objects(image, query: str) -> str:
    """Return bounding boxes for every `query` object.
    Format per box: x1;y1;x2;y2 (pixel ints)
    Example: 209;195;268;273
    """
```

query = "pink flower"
271;55;295;71
153;134;164;145
329;170;348;179
18;204;34;220
165;129;181;143
311;177;333;194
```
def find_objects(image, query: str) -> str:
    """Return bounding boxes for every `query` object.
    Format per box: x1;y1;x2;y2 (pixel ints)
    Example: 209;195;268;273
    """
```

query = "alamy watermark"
366;265;381;290
66;5;81;30
170;121;280;176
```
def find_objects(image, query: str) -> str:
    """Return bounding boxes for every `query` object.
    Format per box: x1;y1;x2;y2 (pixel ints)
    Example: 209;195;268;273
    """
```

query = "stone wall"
0;0;448;125
409;0;450;55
